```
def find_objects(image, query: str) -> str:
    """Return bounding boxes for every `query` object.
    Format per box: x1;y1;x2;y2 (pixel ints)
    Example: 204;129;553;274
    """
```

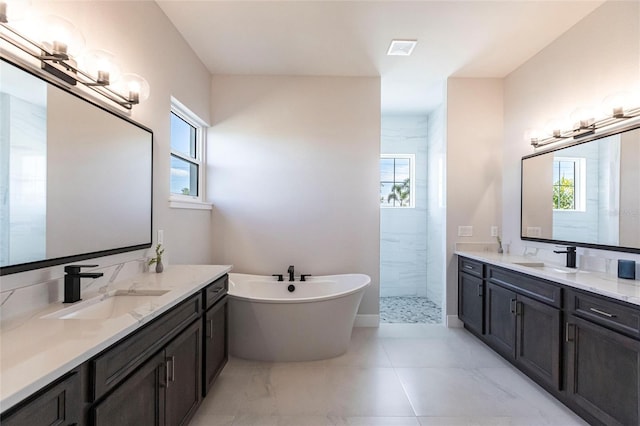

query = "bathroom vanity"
0;265;230;426
457;251;640;426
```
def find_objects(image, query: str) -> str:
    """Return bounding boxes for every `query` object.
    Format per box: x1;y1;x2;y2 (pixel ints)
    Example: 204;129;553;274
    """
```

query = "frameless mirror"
521;124;640;253
0;59;152;275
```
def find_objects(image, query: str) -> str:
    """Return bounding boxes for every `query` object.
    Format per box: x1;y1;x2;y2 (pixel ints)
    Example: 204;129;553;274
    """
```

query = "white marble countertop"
0;264;232;412
456;250;640;307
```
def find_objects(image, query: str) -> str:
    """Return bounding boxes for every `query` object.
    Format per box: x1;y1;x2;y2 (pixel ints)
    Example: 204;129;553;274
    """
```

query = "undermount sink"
512;261;546;268
42;289;170;320
511;261;589;275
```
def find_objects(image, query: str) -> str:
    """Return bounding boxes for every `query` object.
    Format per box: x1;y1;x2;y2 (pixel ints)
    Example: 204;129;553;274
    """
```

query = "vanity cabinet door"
566;315;640;426
165;319;202;426
92;351;166;426
203;297;228;396
1;372;81;426
515;294;561;390
458;271;484;335
484;282;516;358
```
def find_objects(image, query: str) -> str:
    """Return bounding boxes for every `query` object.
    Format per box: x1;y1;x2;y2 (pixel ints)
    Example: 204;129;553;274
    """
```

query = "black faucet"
64;264;104;303
553;246;577;268
287;265;295;282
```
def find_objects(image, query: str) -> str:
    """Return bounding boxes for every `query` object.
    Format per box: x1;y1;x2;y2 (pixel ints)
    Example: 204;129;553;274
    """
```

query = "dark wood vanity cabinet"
483;266;562;390
565;290;640;426
92;351;166;426
203;298;228;396
165;319;203;426
91;296;203;426
1;273;230;426
458;257;640;426
484;281;517;356
0;371;82;426
202;273;229;396
458;258;484;335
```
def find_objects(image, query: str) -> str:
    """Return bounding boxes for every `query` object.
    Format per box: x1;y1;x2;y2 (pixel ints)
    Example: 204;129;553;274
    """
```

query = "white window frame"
380;154;416;209
552;157;586;212
169;97;211;210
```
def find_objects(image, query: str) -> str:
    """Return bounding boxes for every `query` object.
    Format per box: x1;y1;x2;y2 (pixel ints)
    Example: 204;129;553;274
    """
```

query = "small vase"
155;261;164;273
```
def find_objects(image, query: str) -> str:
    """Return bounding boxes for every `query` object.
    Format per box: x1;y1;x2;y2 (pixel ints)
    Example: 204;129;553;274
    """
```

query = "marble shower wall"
425;106;446;307
380;116;429;297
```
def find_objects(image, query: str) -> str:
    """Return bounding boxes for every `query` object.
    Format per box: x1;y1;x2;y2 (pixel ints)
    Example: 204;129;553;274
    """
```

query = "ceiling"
157;0;604;115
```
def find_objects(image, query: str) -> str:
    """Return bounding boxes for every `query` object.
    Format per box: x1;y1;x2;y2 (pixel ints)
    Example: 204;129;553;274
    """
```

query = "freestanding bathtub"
228;273;371;362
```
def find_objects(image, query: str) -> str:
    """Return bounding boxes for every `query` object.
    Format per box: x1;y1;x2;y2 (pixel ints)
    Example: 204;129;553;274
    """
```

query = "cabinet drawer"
488;266;561;308
92;293;202;400
459;257;483;278
568;290;640;339
203;274;228;310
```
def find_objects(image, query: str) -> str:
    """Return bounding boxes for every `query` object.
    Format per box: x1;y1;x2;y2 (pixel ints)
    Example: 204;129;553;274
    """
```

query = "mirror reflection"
0;59;152;274
521;125;640;251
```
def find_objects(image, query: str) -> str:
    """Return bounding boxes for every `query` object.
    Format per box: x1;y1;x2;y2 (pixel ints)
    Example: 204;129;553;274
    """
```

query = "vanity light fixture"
0;2;149;110
387;39;417;56
529;100;640;148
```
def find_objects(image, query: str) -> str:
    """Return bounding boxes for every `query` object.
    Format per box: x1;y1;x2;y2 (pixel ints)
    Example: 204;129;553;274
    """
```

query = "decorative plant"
148;244;165;266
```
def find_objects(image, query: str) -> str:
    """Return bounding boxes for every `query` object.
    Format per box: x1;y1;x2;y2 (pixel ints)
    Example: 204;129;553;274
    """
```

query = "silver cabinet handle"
589;307;616;318
165;359;171;387
166;356;176;384
465;265;473;270
565;322;575;342
207;319;214;339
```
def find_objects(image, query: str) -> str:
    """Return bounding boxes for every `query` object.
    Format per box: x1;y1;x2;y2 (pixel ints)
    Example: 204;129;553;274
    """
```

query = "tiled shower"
380;111;445;323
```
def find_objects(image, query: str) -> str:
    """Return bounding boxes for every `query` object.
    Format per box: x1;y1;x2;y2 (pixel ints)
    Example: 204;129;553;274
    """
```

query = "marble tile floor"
380;297;442;324
190;324;588;426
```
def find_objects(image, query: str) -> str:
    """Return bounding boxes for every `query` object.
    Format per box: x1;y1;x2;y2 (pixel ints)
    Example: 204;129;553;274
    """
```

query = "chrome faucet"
553;246;576;268
287;265;295;282
64;264;104;303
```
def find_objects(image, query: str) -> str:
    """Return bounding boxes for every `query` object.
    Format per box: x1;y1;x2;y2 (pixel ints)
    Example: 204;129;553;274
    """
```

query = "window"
553;157;586;211
380;154;415;208
170;98;210;209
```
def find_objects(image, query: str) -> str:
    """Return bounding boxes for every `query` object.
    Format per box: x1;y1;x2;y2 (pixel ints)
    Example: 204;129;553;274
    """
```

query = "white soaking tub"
228;273;370;362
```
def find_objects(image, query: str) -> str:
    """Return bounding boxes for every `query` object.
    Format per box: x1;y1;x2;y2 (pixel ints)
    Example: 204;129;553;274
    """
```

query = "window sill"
169;198;213;210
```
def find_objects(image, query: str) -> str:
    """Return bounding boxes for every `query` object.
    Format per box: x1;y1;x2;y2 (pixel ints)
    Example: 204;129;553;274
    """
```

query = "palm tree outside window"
380;154;415;208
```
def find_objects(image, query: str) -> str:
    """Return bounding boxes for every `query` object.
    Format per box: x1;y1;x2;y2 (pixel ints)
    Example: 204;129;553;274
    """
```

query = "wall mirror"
0;58;153;275
521;123;640;253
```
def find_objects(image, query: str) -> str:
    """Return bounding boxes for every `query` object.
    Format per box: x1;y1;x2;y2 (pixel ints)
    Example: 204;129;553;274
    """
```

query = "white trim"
168;199;212;210
446;315;464;328
354;314;380;327
170;97;208;203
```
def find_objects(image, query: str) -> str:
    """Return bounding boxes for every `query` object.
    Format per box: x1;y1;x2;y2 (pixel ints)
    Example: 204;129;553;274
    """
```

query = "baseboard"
354;314;379;327
446;315;464;328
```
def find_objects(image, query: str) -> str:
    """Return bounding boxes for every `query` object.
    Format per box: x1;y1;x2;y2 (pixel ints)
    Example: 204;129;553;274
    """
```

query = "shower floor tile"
380;297;442;324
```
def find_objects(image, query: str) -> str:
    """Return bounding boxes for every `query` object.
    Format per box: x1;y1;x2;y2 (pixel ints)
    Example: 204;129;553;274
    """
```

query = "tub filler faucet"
288;265;295;282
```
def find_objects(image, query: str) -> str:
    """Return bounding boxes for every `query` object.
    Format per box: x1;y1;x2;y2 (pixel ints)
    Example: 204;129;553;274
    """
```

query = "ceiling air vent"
387;39;417;56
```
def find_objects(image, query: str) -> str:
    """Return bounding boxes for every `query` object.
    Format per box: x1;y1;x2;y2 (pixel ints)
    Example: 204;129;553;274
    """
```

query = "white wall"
503;0;640;267
446;78;504;317
1;1;213;320
380;115;428;298
208;75;381;316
